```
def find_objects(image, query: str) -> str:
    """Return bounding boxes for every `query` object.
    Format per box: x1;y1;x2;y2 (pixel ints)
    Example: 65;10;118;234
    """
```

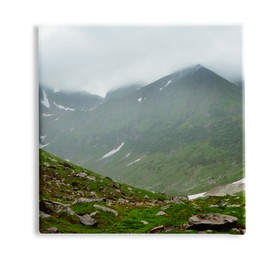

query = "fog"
39;26;242;97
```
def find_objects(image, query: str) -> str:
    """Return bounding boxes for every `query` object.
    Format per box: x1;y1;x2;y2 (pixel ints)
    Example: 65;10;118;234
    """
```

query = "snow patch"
160;80;172;91
39;143;49;149
100;142;125;160
54;102;75;111
42;113;53;117
125;152;131;158
54;117;60;121
40;89;51;108
126;156;145;166
70;128;75;132
40;136;46;142
232;178;245;185
54;88;60;93
188;192;206;200
138;97;142;102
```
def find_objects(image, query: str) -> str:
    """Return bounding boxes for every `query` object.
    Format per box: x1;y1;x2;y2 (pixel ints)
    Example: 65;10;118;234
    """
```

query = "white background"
0;0;276;259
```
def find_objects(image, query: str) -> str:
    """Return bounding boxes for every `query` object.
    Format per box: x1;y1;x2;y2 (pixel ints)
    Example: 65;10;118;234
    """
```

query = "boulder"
187;213;238;231
78;214;97;226
46;227;59;233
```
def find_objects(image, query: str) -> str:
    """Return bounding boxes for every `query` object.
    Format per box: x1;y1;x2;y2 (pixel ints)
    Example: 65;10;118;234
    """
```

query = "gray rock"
160;205;170;211
75;171;87;178
89;211;99;217
117;198;129;204
94;204;118;216
39;211;51;219
47;227;59;233
187;213;238;231
78;214;97;226
150;225;164;233
72;198;99;205
90;192;98;199
40;199;70;214
156;211;166;216
141;220;148;225
65;207;76;216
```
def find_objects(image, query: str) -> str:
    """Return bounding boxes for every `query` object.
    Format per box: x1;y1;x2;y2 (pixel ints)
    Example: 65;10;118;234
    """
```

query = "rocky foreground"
39;150;245;234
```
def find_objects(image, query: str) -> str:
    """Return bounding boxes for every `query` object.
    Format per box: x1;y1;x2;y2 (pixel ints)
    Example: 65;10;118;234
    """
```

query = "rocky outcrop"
40;199;71;214
187;213;238;231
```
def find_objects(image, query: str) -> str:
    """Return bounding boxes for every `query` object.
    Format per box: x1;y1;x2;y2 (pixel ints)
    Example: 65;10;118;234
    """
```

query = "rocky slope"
39;150;245;234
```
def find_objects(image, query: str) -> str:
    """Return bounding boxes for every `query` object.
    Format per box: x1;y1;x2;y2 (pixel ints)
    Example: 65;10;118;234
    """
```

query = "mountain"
105;83;142;100
39;86;103;113
39;149;245;234
39;64;243;195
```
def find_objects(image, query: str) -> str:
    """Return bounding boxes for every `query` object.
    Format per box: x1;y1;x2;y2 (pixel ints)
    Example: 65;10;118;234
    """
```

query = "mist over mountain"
39;64;243;195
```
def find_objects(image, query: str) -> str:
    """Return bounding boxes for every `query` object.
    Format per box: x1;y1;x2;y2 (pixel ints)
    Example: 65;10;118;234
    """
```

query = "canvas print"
39;26;245;234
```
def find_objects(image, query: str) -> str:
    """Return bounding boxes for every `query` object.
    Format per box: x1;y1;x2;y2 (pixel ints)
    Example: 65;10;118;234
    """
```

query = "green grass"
40;149;245;234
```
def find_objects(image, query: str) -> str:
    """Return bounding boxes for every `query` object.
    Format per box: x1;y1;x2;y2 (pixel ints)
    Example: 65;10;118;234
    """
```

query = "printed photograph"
39;26;245;234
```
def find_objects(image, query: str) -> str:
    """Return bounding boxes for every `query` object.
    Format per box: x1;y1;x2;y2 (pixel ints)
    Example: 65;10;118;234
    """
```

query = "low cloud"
39;26;242;97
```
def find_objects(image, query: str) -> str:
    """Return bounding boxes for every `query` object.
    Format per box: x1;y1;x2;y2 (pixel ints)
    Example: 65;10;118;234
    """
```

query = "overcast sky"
39;26;242;97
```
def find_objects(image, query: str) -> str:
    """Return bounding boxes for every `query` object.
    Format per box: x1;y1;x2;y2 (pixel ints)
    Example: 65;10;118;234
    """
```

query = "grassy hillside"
39;150;245;234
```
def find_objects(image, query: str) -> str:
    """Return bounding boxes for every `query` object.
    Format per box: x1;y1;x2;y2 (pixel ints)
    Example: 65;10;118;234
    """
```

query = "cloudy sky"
39;26;242;97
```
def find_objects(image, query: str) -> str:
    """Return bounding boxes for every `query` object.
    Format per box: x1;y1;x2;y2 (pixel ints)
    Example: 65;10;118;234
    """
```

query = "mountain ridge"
39;64;243;195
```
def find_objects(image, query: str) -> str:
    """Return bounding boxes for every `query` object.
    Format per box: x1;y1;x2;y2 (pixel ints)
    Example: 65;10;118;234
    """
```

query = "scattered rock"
94;204;119;216
75;171;87;178
40;200;70;214
144;195;149;199
187;213;238;231
106;201;113;207
156;211;166;216
217;200;228;207
150;225;164;233
78;214;97;226
141;220;148;225
87;176;96;181
226;204;241;208
90;191;99;199
89;211;99;217
47;227;59;233
230;228;242;234
160;205;170;211
210;205;219;208
39;211;51;219
72;198;100;205
65;207;76;216
117;198;129;204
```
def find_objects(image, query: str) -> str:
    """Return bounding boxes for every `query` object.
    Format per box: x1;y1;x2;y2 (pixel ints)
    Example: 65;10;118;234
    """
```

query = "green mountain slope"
40;64;243;195
39;150;245;234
